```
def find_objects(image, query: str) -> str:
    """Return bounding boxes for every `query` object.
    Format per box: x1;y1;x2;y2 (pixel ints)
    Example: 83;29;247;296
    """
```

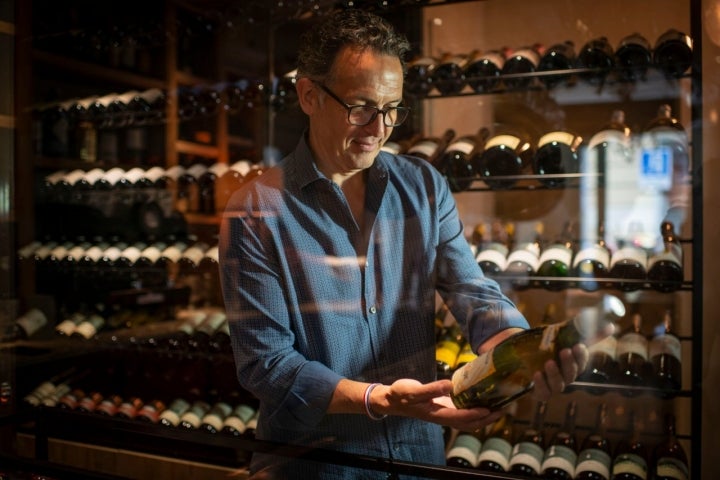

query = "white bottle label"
538;131;577;149
123;167;146;184
610;247;648;269
541;445;577;477
616;332;649;360
649;334;681;361
161;244;187;263
509;441;544;474
485;134;521;151
575;448;611;479
445;139;475;155
612;453;648;479
447;434;481;467
573;245;610;268
144;166;166;183
506;243;540;271
538;244;572;267
477;437;511;470
480;52;506;69
408;140;439;158
16;309;48;336
82;168;106;185
476;244;509;270
102;167;126;186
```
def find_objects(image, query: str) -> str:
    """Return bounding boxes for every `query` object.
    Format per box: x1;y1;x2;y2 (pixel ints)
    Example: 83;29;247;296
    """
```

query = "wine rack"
4;0;705;478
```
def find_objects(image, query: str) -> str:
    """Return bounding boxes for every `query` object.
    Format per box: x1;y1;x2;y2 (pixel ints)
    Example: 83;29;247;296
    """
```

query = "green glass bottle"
451;315;599;410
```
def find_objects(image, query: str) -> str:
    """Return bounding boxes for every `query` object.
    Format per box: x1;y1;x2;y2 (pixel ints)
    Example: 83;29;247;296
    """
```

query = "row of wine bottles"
470;220;684;293
406;28;693;98
446;401;688;480
384;104;689;194
40;160;262;215
23;376;258;438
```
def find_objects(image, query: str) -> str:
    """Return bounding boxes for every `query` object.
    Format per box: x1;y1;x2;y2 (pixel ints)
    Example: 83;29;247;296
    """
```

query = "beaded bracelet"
363;383;387;421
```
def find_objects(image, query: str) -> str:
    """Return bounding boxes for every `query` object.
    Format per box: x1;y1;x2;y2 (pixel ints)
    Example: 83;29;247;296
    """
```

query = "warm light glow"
705;1;720;46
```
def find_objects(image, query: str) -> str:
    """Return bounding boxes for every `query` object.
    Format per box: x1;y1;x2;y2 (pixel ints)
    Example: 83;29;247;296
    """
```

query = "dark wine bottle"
508;400;547;476
477;411;515;472
541;401;578;480
575;403;612;480
536;221;577;291
475;128;533;189
436;127;488;192
537;41;576;88
532;130;583;187
652;413;689;480
647;221;683;292
446;432;482;468
577;329;619;393
615;33;652;82
648;310;682;395
616;313;651;392
612;411;649;480
431;50;479;96
609;241;648;291
406;128;456;167
653;29;693;78
576;36;615;85
465;49;507;93
405;55;439;98
476;221;512;277
502;44;543;90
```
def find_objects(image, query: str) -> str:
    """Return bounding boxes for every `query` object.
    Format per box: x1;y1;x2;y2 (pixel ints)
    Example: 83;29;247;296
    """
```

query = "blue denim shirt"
219;134;528;479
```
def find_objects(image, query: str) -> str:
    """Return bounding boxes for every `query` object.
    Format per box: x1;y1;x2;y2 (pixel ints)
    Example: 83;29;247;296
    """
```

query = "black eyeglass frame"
317;83;410;127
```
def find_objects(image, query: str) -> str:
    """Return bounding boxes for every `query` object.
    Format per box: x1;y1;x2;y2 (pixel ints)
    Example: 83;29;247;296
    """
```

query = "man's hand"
369;379;503;433
532;343;589;400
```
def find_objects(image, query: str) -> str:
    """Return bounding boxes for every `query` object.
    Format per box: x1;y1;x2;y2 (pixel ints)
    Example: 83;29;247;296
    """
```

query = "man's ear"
296;77;319;116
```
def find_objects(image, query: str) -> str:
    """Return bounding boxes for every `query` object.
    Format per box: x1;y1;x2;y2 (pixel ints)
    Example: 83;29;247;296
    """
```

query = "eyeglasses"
318;83;410;127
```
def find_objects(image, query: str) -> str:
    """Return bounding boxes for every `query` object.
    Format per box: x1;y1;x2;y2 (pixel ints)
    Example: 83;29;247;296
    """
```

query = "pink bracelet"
363;383;387;421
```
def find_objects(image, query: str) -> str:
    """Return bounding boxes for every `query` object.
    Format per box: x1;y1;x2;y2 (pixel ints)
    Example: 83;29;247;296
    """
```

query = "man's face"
308;47;404;174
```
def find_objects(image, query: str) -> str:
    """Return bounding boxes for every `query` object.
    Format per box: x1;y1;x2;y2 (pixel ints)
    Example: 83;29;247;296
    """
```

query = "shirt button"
369;306;377;314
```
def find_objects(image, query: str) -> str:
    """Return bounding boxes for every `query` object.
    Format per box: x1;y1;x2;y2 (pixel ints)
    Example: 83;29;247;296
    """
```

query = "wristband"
363;383;387;421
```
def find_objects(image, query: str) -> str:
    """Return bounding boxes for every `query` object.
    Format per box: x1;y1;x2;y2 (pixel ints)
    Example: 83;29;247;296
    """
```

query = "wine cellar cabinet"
3;0;704;479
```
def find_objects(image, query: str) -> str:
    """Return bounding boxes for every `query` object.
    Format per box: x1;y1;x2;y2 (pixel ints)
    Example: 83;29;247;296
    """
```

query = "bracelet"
363;383;387;421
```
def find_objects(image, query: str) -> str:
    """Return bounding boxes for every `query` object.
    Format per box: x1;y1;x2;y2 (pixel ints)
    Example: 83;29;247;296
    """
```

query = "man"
219;8;587;479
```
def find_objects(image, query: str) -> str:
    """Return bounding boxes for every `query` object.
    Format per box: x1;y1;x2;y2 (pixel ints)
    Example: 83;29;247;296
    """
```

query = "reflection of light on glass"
704;2;720;47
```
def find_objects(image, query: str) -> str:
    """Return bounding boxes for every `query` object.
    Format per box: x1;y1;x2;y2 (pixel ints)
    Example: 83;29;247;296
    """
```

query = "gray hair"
296;9;411;83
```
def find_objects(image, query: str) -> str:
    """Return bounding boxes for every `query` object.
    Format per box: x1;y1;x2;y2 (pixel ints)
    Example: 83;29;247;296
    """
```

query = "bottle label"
16;309;48;337
123;167;146;184
539;322;564;352
485;134;521;150
538;244;573;267
610;247;648;269
102;246;123;262
451;349;496;396
222;416;248;433
480;52;506;69
617;332;649;360
506;244;540;270
82;168;106;186
538;131;576;149
121;246;144;264
446;434;481;467
511;47;540;67
476;243;509;270
83;246;106;263
656;456;689;480
408;140;439;158
201;413;225;432
508;441;544;474
144;166;166;183
648;247;682;270
588;335;618;359
182;246;206;266
161;245;186;263
102;167;126;186
67;245;89;261
477;437;512;470
381;141;401;155
541;445;577;477
49;244;70;260
572;245;610;268
446;139;475;155
649;334;681;361
187;163;208;179
55;319;79;336
575;448;611;479
140;246;164;264
612;453;648;479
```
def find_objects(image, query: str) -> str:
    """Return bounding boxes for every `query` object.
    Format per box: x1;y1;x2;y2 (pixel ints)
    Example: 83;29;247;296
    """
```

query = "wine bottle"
40;100;71;157
536;221;577;291
114;397;144;420
532;130;583;187
198;162;230;215
435;321;464;380
576;36;615;85
477;411;515;472
406;128;456;167
537;41;576;88
75;391;104;413
575;403;613;480
158;397;192;427
215;159;251;214
476;221;512;277
653;29;693;78
475;128;534;189
502;43;543;90
451;314;606;409
431;50;479;96
465;49;507;93
55;312;85;337
508;400;547;476
647;221;683;293
179;400;212;429
541;401;578;480
209;318;232;354
577;332;619;394
135;399;167;423
615;33;652;82
405;55;439;97
200;401;234;434
612;411;649;480
652;413;689;480
446;432;482;468
435;127;488;192
504;222;543;290
176;163;208;214
221;403;257;437
71;313;106;340
609;241;648;291
95;395;123;416
648;310;682;394
615;313;651;391
5;308;48;341
381;133;421;155
573;227;611;292
188;311;226;352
